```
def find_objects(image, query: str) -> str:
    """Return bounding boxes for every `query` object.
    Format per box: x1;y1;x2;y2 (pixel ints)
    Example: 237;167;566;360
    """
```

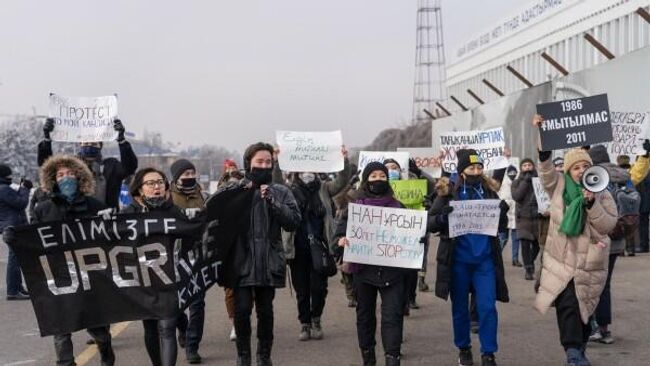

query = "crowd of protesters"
2;114;650;366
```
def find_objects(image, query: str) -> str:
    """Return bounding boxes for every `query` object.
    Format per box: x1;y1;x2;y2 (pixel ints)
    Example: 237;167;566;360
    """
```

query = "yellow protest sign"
390;179;428;210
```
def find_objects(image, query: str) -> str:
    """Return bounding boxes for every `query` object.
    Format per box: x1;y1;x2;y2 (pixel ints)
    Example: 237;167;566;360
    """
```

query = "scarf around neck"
559;173;585;237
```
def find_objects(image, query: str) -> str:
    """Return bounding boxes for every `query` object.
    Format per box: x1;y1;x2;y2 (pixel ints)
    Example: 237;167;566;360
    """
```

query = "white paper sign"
606;111;650;157
448;199;501;238
358;151;409;177
276;130;343;172
440;127;508;173
48;94;118;142
344;203;427;269
532;177;551;214
397;147;442;178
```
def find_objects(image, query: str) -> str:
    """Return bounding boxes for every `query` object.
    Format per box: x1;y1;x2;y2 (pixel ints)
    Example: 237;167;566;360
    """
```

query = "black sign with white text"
536;94;612;150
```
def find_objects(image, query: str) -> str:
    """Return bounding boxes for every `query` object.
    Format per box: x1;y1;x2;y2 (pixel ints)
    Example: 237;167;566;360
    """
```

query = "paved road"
1;238;649;365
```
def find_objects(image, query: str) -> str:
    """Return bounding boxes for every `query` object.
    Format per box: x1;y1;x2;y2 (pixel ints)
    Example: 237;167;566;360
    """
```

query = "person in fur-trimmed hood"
32;154;115;366
429;149;509;366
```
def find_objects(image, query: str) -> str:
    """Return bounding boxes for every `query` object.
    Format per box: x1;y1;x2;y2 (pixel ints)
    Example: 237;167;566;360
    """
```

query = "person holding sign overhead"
532;115;618;366
429;149;509;366
333;162;407;366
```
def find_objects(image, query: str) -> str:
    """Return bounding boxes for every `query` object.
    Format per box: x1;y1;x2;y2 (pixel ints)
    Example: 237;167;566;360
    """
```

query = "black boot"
361;348;376;366
256;340;273;366
385;354;400;366
524;266;534;281
236;337;252;366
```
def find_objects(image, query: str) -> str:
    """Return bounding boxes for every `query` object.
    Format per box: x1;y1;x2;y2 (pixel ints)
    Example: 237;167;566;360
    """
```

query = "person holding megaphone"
532;115;618;366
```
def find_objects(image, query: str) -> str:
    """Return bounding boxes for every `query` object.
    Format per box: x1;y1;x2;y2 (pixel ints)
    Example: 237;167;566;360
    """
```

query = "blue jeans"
450;259;498;354
498;230;520;262
6;246;24;296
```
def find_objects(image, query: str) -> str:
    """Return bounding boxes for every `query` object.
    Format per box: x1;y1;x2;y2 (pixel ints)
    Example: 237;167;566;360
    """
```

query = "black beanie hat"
170;159;196;182
362;162;388;182
456;149;483;174
506;165;518;175
0;164;11;179
588;145;610;165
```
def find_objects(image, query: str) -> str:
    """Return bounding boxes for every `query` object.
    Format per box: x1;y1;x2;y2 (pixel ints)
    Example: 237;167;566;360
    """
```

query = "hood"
39;154;95;195
599;162;630;185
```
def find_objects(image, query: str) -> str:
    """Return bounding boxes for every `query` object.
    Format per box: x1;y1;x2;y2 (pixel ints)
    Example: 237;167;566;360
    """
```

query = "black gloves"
43;118;55;139
20;179;33;190
409;158;422;177
113;118;126;142
643;139;650;157
2;226;16;245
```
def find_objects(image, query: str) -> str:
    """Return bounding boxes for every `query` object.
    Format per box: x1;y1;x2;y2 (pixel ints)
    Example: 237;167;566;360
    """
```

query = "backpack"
608;182;641;240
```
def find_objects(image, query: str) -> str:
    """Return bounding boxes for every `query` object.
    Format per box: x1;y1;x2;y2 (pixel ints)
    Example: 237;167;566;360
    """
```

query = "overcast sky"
0;0;522;153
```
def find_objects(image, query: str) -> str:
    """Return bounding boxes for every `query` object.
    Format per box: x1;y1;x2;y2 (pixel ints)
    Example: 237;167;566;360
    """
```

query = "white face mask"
299;172;316;184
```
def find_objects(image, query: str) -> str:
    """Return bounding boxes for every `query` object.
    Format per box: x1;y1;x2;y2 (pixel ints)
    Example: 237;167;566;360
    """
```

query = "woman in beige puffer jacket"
533;115;617;365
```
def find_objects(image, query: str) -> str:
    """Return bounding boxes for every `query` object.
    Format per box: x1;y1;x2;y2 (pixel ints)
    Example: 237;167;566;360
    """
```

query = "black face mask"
507;172;517;181
143;196;167;209
246;167;273;186
368;180;390;195
464;174;482;185
179;177;197;189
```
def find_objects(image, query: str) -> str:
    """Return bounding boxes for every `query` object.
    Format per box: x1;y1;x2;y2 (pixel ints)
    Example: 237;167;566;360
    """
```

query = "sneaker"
596;331;614;344
588;329;603;342
229;326;237;341
187;351;202;364
408;299;420;310
458;347;474;366
418;277;430;292
481;354;497;366
6;293;30;301
311;317;323;340
525;272;534;281
470;321;479;334
512;260;523;267
299;324;311;341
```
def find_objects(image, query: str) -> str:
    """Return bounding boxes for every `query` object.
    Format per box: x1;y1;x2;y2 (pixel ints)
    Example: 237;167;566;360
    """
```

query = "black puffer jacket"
229;183;301;288
511;171;540;241
429;176;509;303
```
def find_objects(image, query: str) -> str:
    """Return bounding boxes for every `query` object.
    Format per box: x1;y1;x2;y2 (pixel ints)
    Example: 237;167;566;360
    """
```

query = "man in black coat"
37;118;138;209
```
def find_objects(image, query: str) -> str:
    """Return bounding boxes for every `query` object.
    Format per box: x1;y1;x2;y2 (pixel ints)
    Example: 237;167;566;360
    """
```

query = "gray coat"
511;172;539;241
600;162;632;255
232;184;301;288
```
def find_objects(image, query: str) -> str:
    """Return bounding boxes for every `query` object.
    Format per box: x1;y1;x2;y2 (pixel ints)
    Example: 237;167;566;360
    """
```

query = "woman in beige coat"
532;115;617;366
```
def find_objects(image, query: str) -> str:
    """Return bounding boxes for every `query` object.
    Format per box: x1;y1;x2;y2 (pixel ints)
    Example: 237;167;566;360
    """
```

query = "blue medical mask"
388;169;401;181
57;176;78;202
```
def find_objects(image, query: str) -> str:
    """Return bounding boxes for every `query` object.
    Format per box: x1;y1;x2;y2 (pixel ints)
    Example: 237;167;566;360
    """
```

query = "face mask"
464;174;482;185
179;177;197;189
507;172;517;181
368;180;390;195
57;176;78;202
246;167;273;186
299;173;316;184
79;146;101;159
388;169;401;181
143;195;167;208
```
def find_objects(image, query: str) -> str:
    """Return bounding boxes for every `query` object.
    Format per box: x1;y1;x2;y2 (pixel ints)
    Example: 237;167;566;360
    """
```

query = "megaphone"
582;165;610;193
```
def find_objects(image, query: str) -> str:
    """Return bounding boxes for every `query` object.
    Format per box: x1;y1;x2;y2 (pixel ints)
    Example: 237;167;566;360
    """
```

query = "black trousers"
290;250;328;324
176;291;206;353
355;278;405;357
234;286;276;344
594;254;619;326
143;317;177;366
640;213;650;252
555;281;591;351
520;238;540;272
54;327;113;366
404;269;418;303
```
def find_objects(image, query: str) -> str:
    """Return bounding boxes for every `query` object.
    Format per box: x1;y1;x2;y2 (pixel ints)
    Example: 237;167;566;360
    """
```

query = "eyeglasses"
142;179;166;188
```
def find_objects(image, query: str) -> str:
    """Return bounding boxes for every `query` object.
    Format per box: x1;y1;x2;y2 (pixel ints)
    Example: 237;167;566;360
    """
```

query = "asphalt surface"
1;237;649;366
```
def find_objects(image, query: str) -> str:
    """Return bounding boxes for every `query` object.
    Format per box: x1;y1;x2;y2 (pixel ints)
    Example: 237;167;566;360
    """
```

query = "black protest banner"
8;211;204;336
536;94;612;150
203;184;254;289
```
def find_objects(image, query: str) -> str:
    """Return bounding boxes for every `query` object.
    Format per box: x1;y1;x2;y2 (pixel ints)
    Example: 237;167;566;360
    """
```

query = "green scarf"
559;173;585;237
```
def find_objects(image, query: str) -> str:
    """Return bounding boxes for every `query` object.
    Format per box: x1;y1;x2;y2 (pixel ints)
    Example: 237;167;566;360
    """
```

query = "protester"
38;117;138;209
498;165;521;266
532;116;617;366
511;158;541;281
122;167;183;366
168;159;207;363
429;149;509;366
0;164;31;300
274;147;350;341
585;147;640;345
333;176;361;308
31;155;115;366
334;162;407;366
219;142;301;366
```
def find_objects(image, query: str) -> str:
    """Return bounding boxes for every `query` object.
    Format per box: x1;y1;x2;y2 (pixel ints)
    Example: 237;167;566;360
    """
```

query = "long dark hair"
129;167;170;198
